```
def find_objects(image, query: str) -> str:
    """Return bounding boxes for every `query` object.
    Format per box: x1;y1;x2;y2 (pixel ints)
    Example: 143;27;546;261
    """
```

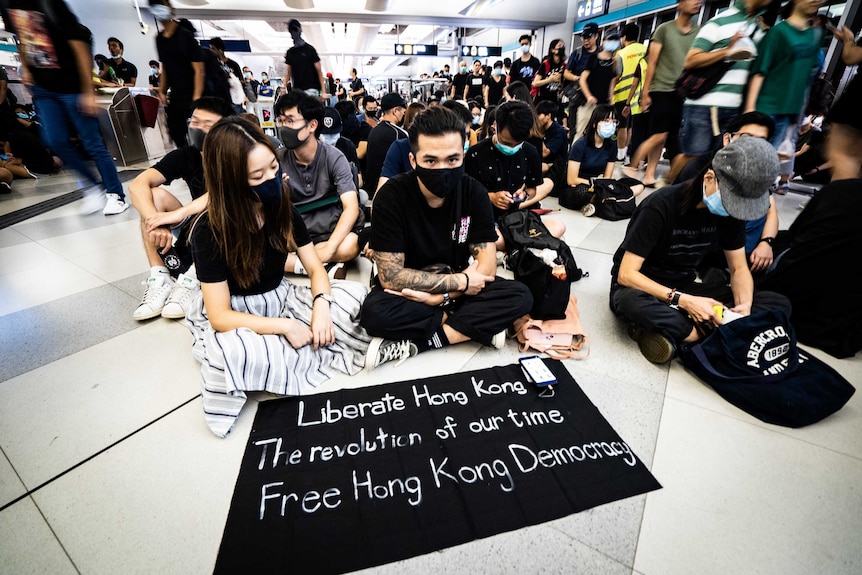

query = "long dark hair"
202;117;296;290
545;38;565;65
678;162;713;215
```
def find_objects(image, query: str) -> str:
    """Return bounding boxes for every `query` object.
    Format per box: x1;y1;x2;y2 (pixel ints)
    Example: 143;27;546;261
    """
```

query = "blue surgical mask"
149;4;171;22
460;66;468;74
320;133;340;145
520;45;530;55
151;68;159;75
604;40;620;52
597;121;616;139
494;138;523;156
243;72;251;79
251;169;284;206
703;183;729;217
492;68;503;76
472;116;480;125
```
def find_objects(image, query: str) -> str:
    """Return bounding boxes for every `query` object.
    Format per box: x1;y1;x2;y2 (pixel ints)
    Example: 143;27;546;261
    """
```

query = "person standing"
484;60;507;107
148;60;161;88
0;0;130;215
625;0;701;187
666;0;771;184
565;22;600;142
149;0;205;149
450;61;470;101
745;0;825;192
509;34;541;87
106;37;138;86
364;92;408;197
283;19;327;100
577;31;620;139
611;25;647;162
347;68;365;105
532;38;567;111
465;59;487;101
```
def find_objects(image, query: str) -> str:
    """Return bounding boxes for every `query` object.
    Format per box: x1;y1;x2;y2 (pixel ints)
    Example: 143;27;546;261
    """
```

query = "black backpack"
499;210;585;320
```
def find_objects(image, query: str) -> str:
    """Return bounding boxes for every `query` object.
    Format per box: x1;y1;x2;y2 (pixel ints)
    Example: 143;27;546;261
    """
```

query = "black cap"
380;92;406;112
321;107;342;134
287;19;302;32
582;23;599;38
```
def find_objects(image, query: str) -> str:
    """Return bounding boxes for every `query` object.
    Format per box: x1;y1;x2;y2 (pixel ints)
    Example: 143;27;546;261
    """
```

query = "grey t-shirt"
649;20;701;93
278;141;362;241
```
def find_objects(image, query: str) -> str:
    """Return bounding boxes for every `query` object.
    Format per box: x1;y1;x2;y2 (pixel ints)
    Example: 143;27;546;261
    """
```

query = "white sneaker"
581;203;596;217
79;189;106;214
491;330;507;349
133;276;173;320
103;192;130;215
161;273;200;319
365;337;418;370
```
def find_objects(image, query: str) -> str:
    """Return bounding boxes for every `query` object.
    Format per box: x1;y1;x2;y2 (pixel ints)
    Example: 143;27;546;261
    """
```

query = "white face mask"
603;40;620;52
149;5;171;22
320;133;340;145
520;45;530;55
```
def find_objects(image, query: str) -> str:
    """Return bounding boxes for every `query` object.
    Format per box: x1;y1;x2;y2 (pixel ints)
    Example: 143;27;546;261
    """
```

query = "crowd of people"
2;0;860;436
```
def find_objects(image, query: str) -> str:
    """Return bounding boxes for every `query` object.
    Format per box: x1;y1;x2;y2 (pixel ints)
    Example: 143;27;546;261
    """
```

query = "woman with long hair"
566;104;644;214
532;38;567;111
186;117;370;437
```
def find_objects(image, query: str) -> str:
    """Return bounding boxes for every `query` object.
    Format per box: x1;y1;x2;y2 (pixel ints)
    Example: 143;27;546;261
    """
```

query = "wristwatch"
440;292;452;307
313;293;333;305
758;237;775;246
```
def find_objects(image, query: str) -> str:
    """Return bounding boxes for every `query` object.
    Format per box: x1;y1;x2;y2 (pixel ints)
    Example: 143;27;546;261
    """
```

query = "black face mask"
279;124;308;150
414;164;465;199
250;169;284;206
365;109;378;119
187;127;206;151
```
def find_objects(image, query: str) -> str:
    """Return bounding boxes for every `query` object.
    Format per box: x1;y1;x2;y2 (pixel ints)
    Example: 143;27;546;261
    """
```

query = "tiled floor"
1;165;860;575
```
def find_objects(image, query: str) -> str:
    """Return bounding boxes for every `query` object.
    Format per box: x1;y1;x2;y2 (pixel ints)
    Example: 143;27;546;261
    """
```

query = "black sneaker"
0;181;11;194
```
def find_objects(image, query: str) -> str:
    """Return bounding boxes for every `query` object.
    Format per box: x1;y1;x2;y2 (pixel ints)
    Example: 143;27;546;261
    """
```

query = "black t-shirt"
202;50;231;103
567;47;597;76
509;56;541;86
334;136;359;166
466;74;486;101
568;136;616;179
192;209;311;296
349;77;364;102
464;137;543;217
451;72;469;99
371;171;497;271
365;121;408;194
535;58;565;103
111;58;138;85
486;75;506;106
585;53;617;104
543;121;568;164
152;146;206;199
1;0;91;94
156;26;204;100
284;43;321;91
611;184;746;287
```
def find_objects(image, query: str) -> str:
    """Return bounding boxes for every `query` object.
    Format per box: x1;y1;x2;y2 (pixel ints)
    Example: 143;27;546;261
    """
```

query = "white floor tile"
0;497;77;575
0;449;26;508
0;259;105;316
664;350;862;459
0;241;69;276
66;240;149;283
634;397;862;575
32;398;255;575
36;220;143;260
0;320;200;488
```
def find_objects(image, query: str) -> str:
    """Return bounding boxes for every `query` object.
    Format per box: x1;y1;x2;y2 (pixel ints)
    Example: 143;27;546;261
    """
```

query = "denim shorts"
679;105;738;156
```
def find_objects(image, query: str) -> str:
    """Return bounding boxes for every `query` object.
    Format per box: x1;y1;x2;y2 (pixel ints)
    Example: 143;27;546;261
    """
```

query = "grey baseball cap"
712;137;780;221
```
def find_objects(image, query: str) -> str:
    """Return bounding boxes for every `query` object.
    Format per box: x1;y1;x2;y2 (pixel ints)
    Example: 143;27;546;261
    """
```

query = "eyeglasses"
730;132;764;140
276;116;306;128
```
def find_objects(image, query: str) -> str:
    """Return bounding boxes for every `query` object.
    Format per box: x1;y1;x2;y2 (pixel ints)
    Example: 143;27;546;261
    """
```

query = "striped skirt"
186;278;372;437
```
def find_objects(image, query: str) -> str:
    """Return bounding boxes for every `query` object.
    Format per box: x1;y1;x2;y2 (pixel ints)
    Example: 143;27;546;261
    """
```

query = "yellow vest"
613;42;647;106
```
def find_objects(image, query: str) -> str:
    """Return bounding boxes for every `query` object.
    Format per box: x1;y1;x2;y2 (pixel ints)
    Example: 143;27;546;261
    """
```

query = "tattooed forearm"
375;251;464;293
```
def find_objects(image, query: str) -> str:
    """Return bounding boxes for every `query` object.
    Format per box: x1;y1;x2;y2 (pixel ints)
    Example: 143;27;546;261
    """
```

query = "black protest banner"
215;361;661;574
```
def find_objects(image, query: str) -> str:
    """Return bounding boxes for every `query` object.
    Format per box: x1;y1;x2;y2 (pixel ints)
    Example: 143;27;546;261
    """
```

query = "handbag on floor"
592;179;635;221
678;309;855;427
512;296;589;359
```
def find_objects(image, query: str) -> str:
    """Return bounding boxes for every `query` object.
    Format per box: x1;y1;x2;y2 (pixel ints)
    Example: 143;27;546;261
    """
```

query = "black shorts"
647;91;684;135
613;101;631;128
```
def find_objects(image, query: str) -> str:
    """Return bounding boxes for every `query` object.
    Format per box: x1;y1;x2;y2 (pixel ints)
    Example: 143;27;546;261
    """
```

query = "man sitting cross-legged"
274;91;364;279
128;96;234;320
361;106;533;369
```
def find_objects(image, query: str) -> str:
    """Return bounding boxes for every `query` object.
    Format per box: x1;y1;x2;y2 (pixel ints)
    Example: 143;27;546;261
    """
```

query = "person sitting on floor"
186;116;370;437
360;106;533;369
759;178;862;358
464;99;565;249
609;136;791;364
566;104;644;216
274;91;364;280
128;96;235;321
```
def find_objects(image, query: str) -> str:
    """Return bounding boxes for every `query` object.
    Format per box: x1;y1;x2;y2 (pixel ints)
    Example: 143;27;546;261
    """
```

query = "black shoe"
0;181;11;194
